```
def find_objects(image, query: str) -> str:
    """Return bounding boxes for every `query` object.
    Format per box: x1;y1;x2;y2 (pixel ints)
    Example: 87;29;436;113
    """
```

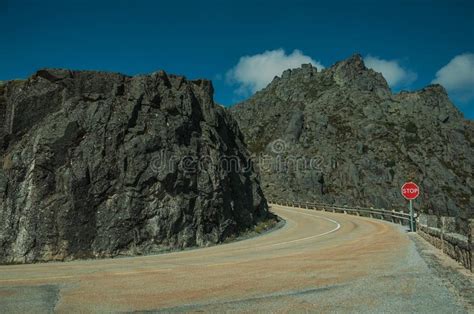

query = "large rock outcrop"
0;69;268;264
230;54;473;227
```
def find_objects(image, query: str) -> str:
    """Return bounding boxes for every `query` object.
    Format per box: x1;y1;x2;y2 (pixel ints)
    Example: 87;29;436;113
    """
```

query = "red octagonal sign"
401;182;420;200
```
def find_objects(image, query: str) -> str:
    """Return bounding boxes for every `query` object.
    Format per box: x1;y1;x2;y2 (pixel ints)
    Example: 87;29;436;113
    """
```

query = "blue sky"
1;0;473;118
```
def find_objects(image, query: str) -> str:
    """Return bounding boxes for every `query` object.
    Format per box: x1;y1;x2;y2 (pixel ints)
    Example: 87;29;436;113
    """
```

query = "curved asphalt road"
0;205;469;313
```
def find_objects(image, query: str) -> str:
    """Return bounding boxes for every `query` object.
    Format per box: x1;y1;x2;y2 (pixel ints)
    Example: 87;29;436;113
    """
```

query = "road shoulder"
410;233;474;311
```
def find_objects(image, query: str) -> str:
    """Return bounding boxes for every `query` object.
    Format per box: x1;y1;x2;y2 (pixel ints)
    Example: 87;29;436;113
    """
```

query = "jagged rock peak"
329;54;390;93
274;53;367;82
421;84;449;95
256;54;391;102
333;53;366;70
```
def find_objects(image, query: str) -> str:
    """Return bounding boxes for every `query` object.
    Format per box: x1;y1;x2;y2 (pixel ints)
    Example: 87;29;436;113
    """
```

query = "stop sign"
401;182;420;200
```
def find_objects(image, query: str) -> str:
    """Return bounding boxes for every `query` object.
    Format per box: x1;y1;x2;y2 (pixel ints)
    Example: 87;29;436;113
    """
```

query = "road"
0;205;470;313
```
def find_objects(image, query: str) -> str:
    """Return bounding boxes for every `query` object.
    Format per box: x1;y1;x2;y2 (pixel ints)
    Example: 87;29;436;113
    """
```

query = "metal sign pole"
409;199;414;232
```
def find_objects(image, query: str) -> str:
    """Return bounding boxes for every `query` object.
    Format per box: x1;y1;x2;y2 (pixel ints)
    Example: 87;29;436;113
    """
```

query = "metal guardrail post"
469;219;474;272
409;200;415;232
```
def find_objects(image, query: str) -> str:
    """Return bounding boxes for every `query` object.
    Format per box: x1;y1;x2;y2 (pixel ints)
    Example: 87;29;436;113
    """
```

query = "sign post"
401;182;420;232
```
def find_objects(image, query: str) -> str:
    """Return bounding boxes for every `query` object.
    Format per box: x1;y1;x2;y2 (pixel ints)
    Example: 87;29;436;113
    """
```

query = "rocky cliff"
0;69;269;264
230;54;474;226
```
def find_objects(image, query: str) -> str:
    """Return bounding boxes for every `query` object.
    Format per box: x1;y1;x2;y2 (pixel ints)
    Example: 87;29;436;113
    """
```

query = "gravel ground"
410;233;474;311
0;285;60;313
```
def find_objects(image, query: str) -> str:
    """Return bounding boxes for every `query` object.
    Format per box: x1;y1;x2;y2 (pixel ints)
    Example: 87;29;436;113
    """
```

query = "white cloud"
432;53;474;102
226;49;324;95
364;55;417;87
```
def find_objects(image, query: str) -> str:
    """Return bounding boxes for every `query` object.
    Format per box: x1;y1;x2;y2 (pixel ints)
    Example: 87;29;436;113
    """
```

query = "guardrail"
269;199;473;272
268;199;412;226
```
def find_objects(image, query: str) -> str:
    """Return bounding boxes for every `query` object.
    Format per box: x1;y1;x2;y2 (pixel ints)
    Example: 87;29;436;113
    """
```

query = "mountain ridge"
230;54;473;230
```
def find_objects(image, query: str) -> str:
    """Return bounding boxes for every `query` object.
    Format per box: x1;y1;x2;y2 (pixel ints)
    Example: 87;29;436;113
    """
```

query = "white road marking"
260;206;341;248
